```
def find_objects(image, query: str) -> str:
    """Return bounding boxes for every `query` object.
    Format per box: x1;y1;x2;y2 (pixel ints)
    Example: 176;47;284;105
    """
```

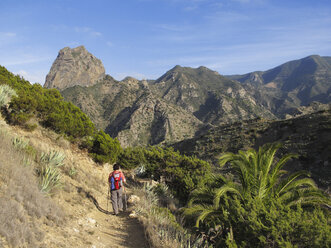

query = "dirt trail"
81;189;149;248
42;163;150;248
42;183;149;248
4;122;150;248
87;194;148;248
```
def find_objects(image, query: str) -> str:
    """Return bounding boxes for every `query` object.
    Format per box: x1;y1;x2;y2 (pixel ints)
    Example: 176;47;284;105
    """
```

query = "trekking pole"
123;186;127;211
107;185;110;212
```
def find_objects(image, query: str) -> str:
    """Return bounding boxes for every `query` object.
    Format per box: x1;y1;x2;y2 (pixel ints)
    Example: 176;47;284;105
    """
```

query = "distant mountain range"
44;46;331;147
226;55;331;116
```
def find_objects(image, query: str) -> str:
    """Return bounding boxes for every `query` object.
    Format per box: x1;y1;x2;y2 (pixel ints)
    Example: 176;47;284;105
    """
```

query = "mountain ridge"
44;46;331;146
225;55;331;116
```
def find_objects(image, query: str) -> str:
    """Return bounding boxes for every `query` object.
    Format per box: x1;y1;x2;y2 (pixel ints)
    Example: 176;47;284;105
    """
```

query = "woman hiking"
108;163;126;215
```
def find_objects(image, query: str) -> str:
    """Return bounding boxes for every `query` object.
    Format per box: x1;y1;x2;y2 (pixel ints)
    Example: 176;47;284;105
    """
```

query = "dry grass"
0;128;64;247
0;114;153;247
133;183;199;248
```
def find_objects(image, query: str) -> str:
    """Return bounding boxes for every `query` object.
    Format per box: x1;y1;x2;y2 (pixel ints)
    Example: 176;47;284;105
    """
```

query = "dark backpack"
112;171;122;190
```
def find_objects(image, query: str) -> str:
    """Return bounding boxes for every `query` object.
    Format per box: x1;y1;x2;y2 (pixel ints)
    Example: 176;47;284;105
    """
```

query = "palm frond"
213;184;243;208
276;171;316;197
269;153;299;187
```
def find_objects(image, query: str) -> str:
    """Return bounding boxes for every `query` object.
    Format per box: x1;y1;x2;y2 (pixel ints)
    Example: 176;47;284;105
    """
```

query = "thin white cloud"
184;5;198;11
0;32;17;46
68;41;80;47
231;0;250;3
155;34;199;43
91;31;102;37
74;26;102;37
15;70;45;84
50;25;102;37
145;26;331;75
106;41;113;47
230;0;267;4
205;10;250;23
1;32;16;37
153;24;190;32
1;56;51;66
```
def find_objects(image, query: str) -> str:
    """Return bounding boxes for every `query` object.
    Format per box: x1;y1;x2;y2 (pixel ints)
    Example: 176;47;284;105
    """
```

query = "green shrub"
0;66;95;139
90;130;122;164
117;146;147;169
119;146;212;202
0;65;123;162
183;144;331;247
0;84;17;106
225;198;330;247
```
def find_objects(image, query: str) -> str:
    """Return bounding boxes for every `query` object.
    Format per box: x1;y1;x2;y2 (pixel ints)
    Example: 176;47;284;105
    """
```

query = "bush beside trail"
183;144;331;247
118;146;212;203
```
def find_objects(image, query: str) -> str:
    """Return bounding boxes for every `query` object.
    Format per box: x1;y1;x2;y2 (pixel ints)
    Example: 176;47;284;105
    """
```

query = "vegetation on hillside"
0;65;121;164
183;144;331;247
132;183;199;248
119;146;212;202
173;111;331;190
0;125;64;247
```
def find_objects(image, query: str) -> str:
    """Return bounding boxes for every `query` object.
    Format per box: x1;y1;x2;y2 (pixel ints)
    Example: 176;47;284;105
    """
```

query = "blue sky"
0;0;330;84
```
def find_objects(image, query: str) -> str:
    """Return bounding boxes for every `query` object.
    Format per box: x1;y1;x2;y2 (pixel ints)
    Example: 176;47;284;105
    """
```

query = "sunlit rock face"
44;45;105;90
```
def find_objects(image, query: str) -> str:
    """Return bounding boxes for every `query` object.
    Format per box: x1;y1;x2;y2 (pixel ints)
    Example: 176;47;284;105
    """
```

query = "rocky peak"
121;76;139;84
44;46;105;90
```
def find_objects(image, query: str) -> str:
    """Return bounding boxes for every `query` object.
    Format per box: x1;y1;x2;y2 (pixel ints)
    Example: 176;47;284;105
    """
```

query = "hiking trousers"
111;188;123;215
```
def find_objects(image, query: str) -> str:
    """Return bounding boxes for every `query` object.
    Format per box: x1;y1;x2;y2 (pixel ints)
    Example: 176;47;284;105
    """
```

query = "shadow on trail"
77;186;150;247
77;186;113;215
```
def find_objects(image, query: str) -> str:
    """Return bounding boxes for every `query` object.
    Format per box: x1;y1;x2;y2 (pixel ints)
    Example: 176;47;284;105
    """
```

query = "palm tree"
184;143;330;227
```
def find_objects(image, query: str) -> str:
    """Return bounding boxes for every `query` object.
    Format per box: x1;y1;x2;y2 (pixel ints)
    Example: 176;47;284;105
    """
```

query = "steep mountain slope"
60;64;274;147
44;46;105;90
172;106;331;192
151;65;275;125
227;55;331;116
61;75;202;147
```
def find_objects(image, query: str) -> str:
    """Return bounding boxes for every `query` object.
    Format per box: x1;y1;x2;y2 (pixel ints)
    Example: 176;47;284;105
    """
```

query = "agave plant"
134;164;147;177
38;149;65;194
0;84;17;107
12;136;29;150
40;150;65;167
39;164;62;194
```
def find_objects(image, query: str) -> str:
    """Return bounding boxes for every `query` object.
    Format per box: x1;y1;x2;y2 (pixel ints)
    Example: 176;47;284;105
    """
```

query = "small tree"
90;130;122;164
